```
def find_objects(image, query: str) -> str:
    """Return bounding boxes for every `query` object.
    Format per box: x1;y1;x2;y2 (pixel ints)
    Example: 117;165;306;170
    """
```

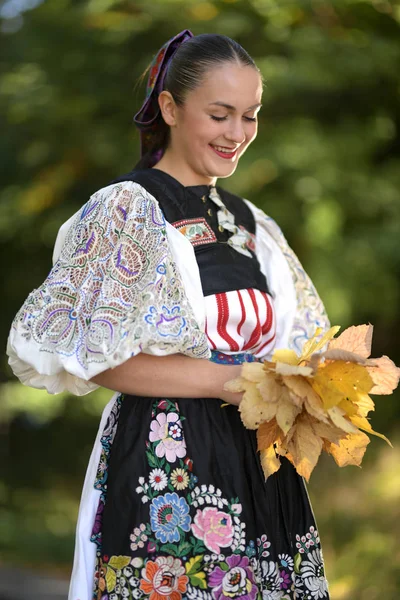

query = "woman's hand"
215;364;244;407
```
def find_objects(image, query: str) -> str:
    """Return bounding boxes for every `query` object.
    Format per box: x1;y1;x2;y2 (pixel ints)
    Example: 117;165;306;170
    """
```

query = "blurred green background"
1;0;400;598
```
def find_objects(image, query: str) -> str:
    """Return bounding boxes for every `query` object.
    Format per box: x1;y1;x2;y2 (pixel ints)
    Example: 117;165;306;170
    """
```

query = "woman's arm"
90;353;243;405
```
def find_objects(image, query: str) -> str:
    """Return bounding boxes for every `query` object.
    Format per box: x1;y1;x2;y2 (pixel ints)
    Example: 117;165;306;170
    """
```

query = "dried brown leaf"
239;384;277;430
328;324;373;358
367;356;400;395
257;419;281;452
286;413;323;482
321;349;376;365
257;374;288;404
310;419;346;445
276;395;302;435
275;363;313;377
224;376;247;393
328;406;359;434
327;432;370;467
260;445;281;479
241;362;267;383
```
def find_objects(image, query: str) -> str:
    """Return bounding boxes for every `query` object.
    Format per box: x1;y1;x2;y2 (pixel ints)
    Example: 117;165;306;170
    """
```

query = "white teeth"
213;145;236;154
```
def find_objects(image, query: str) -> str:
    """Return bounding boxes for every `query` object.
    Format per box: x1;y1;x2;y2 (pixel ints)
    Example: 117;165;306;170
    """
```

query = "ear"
158;91;177;127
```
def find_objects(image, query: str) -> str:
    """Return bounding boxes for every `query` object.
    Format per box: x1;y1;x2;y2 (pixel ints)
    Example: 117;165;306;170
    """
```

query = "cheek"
245;122;258;144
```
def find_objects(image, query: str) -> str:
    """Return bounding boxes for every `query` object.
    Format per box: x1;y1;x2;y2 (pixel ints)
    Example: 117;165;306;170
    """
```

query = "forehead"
188;63;262;108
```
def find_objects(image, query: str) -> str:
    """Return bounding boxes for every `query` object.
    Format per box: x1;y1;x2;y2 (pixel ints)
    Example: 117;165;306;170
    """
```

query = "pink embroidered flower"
191;507;234;554
149;412;186;463
231;503;242;515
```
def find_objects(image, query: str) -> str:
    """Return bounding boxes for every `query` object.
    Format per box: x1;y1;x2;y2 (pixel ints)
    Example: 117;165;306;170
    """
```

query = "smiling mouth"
209;144;239;159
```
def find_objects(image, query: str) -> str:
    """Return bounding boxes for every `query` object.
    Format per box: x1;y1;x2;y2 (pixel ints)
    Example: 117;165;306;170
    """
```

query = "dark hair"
135;34;260;169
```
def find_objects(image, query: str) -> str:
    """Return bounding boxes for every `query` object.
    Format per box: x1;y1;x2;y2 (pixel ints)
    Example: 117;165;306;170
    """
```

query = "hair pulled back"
135;34;260;170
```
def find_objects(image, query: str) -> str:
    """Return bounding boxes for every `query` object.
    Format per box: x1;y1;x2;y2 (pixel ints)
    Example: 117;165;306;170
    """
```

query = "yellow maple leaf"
299;325;341;363
276;395;302;435
311;360;373;410
239;381;278;429
328;406;359;434
257;374;288;404
286;413;323;482
271;349;299;365
260;444;281;478
353;393;375;418
223;376;247;393
241;362;267;383
349;414;392;446
337;397;359;417
326;431;370;467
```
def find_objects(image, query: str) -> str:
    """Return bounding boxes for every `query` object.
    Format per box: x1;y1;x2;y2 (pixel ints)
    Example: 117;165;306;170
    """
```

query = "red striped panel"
236;290;246;338
216;293;240;351
243;289;261;351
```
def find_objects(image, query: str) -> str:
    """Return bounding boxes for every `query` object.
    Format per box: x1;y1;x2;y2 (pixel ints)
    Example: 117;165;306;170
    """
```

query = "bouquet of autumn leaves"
225;325;400;481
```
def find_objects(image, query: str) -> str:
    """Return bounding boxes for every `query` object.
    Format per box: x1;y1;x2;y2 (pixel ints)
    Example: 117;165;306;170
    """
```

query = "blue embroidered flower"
150;492;191;543
144;305;186;338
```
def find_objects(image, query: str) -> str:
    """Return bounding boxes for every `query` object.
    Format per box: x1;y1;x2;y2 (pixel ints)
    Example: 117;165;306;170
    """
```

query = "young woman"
7;31;331;600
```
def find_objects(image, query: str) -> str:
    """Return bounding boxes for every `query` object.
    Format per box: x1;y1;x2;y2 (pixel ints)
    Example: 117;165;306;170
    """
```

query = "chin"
215;162;239;179
204;159;239;180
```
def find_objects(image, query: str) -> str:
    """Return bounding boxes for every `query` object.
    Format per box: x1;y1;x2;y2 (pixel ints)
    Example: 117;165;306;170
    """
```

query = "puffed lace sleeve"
244;199;330;353
7;181;210;395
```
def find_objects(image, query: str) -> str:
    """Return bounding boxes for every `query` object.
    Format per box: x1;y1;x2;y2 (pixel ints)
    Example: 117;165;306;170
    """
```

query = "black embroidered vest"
109;169;270;297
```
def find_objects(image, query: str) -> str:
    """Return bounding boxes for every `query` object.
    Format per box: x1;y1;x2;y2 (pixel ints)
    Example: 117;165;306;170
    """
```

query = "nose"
225;118;246;145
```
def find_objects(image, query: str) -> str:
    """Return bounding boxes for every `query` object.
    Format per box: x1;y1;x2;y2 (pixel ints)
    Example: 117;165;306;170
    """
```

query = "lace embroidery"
10;182;210;377
247;202;330;354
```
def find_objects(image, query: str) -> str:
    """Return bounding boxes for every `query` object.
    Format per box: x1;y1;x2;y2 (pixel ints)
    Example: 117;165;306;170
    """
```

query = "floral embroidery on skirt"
90;393;329;600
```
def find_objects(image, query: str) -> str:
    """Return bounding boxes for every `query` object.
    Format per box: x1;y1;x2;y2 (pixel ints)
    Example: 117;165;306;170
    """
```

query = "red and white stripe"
204;288;276;359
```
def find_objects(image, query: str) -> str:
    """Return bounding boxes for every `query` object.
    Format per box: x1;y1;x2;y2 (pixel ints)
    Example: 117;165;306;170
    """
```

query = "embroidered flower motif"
145;305;187;338
149;412;187;463
278;554;294;571
130;523;148;551
300;548;328;599
231;503;242;515
295;526;320;554
279;570;291;590
171;468;189;490
257;534;271;558
150;492;191;543
208;554;258;600
149;468;168;491
260;561;283;599
140;555;189;600
191;507;234;554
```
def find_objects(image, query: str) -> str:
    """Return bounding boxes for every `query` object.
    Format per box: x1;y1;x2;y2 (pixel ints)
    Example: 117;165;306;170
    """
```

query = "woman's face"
161;62;263;185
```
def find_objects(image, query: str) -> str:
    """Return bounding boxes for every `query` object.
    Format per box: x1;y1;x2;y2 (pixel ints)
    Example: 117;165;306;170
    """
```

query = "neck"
152;151;217;187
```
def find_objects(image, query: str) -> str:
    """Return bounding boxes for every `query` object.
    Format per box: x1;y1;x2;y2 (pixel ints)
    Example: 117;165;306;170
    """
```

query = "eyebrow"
208;102;262;111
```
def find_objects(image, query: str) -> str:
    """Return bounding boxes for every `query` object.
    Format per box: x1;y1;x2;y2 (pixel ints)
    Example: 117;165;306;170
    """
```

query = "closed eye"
210;116;257;122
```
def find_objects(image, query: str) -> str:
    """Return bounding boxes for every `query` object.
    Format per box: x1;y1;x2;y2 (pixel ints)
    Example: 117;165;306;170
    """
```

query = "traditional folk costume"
7;30;331;600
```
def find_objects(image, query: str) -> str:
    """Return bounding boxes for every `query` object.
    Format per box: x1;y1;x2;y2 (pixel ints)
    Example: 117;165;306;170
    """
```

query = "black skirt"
90;362;330;600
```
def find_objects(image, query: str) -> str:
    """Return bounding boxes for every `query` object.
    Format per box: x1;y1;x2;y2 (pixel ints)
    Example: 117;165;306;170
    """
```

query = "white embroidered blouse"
7;180;329;395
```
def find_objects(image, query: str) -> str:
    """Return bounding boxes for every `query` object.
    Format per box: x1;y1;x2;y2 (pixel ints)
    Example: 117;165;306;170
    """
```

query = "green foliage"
1;0;399;597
